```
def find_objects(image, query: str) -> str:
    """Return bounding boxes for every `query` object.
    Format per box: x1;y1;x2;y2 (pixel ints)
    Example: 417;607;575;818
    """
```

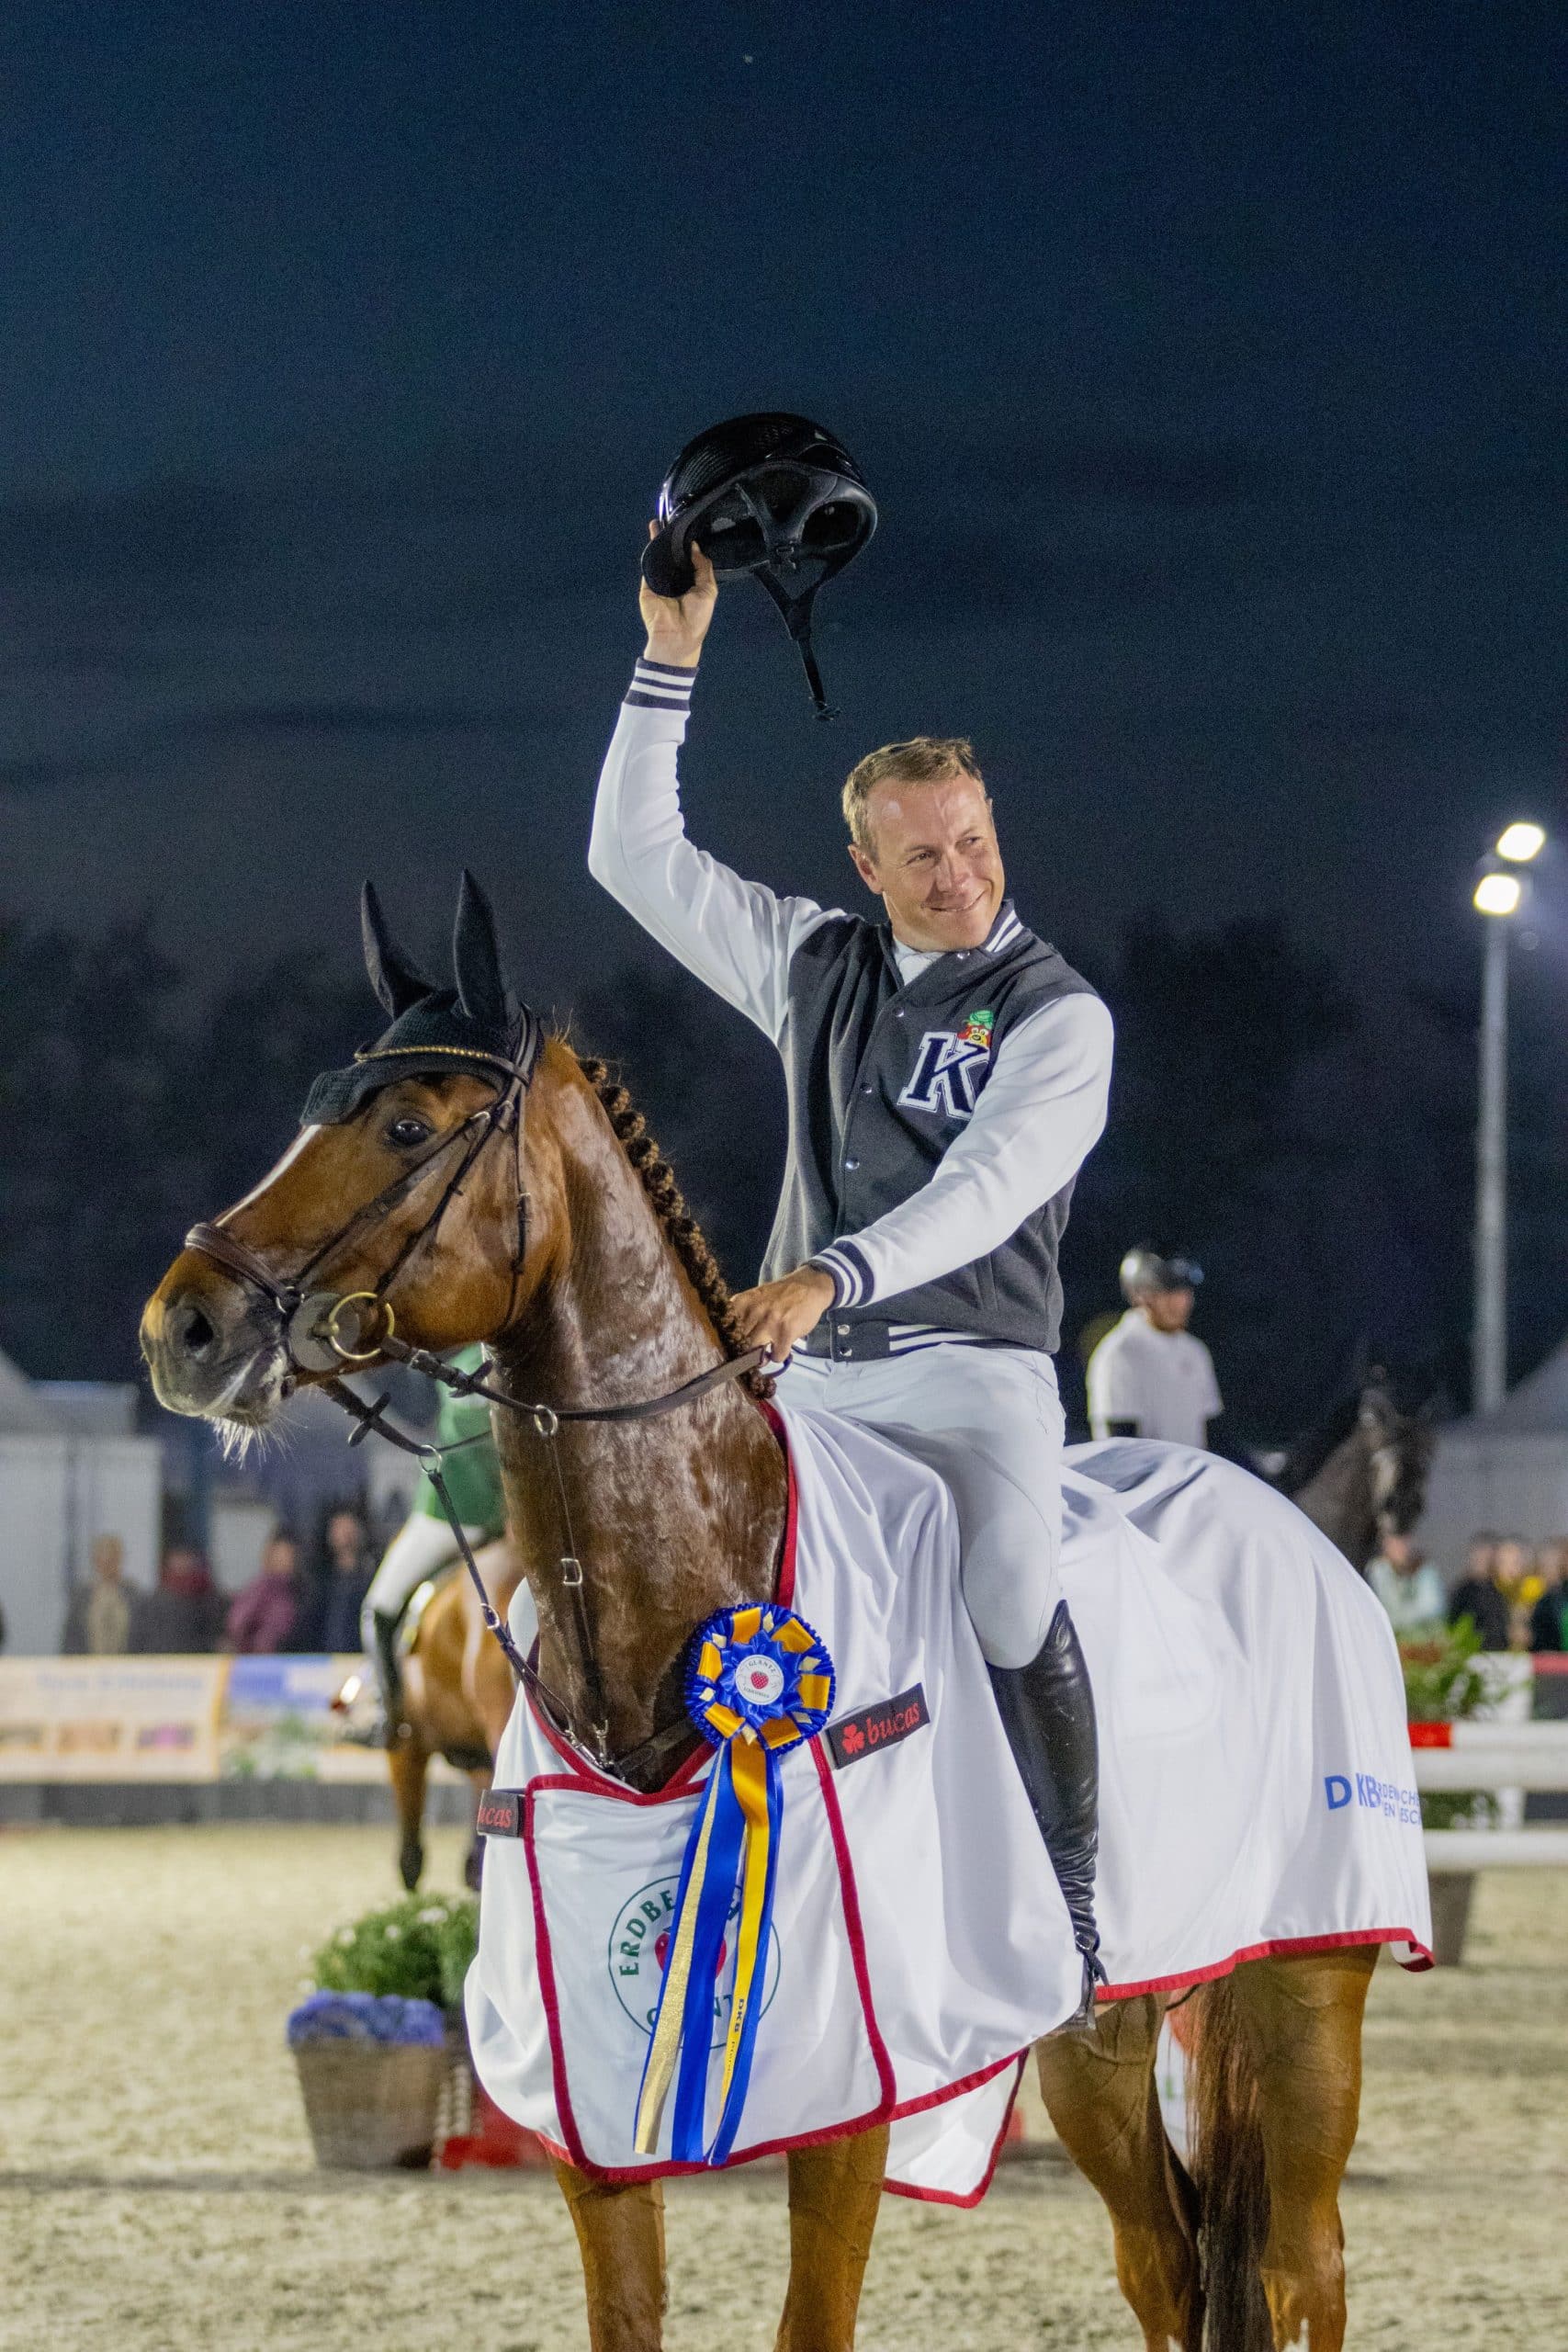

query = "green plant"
310;1893;479;2011
1401;1619;1497;1831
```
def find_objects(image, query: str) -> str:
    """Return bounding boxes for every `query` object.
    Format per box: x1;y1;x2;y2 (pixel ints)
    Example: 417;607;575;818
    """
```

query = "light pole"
1471;822;1547;1413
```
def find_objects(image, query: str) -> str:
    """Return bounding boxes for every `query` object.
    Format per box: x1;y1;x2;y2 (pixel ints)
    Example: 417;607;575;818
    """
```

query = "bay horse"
378;1534;522;1892
141;879;1379;2352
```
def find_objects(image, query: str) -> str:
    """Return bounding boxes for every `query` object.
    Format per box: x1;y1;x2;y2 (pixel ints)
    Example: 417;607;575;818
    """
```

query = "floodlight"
1495;821;1546;864
1474;872;1523;917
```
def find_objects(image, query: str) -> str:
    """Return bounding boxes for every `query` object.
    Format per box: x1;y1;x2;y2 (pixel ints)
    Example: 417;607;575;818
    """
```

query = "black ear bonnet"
640;412;876;719
301;870;540;1126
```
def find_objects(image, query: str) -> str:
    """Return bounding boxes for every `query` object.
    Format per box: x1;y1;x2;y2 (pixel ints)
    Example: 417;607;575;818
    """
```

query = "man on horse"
588;537;1115;2021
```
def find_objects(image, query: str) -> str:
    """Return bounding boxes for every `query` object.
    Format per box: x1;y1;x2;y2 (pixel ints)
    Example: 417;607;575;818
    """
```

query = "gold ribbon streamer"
634;1770;721;2154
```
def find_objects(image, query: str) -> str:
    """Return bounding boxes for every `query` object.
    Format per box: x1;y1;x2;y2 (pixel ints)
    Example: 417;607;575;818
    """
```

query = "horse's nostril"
173;1298;218;1360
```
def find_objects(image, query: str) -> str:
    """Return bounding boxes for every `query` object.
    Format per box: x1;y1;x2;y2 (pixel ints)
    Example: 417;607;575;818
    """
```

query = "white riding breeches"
773;1341;1065;1669
361;1511;491;1654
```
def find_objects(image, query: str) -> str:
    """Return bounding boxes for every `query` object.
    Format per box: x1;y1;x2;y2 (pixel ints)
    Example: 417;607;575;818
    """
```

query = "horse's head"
1358;1377;1438;1538
141;871;561;1438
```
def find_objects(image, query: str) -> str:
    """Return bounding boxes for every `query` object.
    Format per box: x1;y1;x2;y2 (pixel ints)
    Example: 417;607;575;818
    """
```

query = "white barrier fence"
1416;1723;1568;1869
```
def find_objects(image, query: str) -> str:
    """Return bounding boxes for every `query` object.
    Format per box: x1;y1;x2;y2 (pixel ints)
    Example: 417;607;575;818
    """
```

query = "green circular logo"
607;1875;782;2045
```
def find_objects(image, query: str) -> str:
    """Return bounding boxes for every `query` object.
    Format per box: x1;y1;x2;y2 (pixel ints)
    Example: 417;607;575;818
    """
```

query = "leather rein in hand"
181;1030;765;1773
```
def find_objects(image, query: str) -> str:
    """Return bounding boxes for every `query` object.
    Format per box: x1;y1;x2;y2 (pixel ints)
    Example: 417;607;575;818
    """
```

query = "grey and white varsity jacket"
588;660;1114;1355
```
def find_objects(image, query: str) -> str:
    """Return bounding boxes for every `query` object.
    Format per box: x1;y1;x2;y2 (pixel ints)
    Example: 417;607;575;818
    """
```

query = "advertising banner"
0;1656;461;1782
220;1654;386;1783
0;1657;226;1781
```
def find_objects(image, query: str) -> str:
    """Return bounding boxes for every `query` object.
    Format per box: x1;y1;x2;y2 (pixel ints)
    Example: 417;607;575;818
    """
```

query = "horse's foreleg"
385;1735;429;1891
1037;1996;1201;2352
554;2161;667;2352
1231;1948;1376;2352
774;2122;888;2352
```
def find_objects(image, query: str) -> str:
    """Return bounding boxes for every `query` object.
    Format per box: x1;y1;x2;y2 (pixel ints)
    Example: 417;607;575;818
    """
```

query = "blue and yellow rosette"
633;1602;834;2165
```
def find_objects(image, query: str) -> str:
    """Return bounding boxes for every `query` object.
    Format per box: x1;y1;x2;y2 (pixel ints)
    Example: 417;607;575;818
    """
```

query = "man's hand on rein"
731;1267;836;1368
640;525;717;670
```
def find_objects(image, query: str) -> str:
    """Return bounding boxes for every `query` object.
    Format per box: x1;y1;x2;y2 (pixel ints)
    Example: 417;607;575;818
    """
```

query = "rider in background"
355;1342;506;1742
589;537;1114;2023
1087;1248;1222;1449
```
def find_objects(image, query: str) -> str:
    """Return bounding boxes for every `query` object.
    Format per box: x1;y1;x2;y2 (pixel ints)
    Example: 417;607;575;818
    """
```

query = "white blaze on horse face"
218;1125;322;1223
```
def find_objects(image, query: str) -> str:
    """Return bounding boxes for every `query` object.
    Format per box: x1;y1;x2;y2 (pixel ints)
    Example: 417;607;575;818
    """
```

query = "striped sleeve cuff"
808;1241;875;1310
624;657;697;712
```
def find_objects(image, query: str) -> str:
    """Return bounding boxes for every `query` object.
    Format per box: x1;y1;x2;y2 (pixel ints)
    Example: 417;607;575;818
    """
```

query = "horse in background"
376;1536;522;1892
1271;1373;1438;1572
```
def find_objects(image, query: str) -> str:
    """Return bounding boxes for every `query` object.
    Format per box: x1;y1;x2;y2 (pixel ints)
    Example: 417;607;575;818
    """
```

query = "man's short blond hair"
840;736;985;853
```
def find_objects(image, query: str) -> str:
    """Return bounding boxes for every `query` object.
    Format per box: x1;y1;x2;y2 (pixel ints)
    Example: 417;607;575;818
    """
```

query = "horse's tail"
1186;1975;1272;2351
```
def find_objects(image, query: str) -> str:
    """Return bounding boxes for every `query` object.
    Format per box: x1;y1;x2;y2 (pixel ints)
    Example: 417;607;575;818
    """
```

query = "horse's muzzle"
140;1258;291;1422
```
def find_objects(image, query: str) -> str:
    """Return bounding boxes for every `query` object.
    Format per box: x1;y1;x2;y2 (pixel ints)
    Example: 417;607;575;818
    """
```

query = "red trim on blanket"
1101;1923;1435;2003
882;2057;1028;2210
884;2051;1022;2124
757;1396;799;1610
811;1740;897;2112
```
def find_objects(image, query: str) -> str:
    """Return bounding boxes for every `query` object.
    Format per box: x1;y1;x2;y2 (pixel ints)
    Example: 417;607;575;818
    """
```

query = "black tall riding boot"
988;1598;1105;2032
371;1611;407;1749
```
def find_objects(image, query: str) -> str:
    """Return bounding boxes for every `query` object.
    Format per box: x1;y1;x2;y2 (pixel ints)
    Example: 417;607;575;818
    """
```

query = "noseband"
180;1021;764;1773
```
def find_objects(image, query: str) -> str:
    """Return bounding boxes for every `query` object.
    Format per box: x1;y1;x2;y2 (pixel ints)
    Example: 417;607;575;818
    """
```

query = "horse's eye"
385;1117;432;1149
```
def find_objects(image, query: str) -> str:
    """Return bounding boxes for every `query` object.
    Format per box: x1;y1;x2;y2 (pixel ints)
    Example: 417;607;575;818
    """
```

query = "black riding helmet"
1119;1248;1204;1304
640;413;877;719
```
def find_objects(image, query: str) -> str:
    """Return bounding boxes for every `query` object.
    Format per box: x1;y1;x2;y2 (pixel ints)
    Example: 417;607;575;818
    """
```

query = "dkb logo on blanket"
607;1877;782;2043
1324;1770;1420;1826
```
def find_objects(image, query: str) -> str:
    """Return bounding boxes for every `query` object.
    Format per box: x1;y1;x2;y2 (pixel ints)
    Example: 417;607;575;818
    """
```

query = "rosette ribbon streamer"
633;1603;834;2164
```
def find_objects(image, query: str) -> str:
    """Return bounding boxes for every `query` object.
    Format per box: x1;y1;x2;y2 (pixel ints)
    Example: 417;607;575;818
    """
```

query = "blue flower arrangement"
287;1990;446;2049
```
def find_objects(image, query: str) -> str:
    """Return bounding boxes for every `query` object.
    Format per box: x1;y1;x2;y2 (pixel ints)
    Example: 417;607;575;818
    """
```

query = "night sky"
2;8;1563;1114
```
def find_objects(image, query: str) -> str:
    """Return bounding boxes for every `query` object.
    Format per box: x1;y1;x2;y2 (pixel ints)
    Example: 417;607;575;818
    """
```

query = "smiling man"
589;541;1114;2021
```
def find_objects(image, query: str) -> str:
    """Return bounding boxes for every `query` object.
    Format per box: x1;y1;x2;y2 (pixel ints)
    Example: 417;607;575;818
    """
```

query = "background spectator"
1529;1540;1568;1654
61;1533;136;1656
1366;1531;1447;1636
134;1546;226;1653
224;1532;302;1656
319;1507;376;1654
1448;1532;1514;1652
310;1505;376;1656
1493;1536;1541;1651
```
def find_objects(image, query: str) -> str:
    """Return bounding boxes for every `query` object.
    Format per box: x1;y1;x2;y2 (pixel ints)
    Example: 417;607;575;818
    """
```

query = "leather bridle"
180;1023;763;1774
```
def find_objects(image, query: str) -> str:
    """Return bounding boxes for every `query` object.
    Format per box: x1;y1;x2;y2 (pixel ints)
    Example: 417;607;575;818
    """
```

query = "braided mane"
574;1051;773;1398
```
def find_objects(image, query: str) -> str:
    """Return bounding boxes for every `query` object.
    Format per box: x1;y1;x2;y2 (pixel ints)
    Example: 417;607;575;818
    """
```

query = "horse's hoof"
400;1843;424;1891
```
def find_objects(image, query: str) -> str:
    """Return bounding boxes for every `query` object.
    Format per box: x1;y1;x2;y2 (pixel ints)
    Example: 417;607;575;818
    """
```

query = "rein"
181;1035;765;1773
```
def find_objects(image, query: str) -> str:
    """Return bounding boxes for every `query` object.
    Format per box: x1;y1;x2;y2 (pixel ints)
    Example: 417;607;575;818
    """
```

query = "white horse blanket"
467;1409;1431;2203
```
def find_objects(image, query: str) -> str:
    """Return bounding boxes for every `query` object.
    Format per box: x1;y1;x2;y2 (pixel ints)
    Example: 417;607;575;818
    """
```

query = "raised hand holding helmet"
639;524;718;672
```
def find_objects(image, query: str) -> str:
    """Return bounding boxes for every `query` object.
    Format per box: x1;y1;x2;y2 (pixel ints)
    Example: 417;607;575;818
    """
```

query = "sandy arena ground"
2;1822;1564;2350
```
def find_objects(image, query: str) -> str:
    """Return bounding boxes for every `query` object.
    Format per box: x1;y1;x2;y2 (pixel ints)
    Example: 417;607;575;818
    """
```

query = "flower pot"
293;2039;448;2170
1427;1869;1477;1968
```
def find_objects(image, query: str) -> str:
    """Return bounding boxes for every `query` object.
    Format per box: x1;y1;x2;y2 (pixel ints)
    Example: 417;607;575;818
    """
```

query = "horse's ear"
361;882;435;1016
453;869;511;1028
1358;1382;1394;1436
